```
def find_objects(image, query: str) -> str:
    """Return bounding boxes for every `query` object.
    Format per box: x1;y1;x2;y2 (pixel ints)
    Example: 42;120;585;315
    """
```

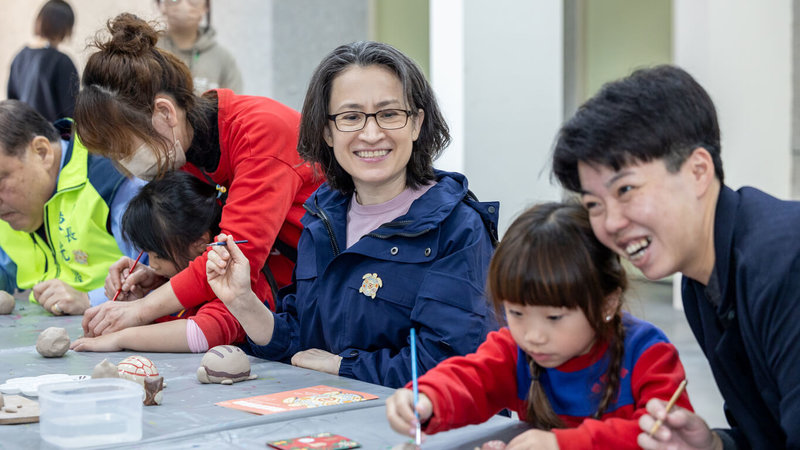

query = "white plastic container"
39;378;143;448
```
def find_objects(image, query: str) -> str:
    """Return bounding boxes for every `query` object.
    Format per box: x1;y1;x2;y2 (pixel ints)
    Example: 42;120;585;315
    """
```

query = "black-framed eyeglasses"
327;109;412;132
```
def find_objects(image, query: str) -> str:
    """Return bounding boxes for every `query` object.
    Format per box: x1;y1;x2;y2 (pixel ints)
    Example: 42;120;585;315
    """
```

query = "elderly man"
0;100;144;315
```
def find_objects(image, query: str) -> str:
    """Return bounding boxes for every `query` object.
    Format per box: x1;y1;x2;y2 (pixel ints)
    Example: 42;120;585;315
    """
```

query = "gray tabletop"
0;294;522;449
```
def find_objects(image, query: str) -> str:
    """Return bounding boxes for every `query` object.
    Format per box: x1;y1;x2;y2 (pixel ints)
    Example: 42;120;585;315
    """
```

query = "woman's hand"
385;388;433;439
290;348;343;375
206;234;254;307
82;299;147;337
637;399;722;450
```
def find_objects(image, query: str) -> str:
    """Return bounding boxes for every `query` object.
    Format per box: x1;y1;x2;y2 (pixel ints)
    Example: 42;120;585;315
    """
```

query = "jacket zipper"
366;228;433;240
304;201;341;257
42;204;61;279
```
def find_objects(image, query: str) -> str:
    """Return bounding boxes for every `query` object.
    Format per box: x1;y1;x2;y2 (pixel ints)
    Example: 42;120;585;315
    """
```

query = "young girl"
71;171;235;352
385;202;692;449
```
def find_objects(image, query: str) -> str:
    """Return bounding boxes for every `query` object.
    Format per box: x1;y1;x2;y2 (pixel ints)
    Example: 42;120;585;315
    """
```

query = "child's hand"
70;332;123;352
505;429;558;450
386;388;433;438
105;256;164;301
206;234;253;306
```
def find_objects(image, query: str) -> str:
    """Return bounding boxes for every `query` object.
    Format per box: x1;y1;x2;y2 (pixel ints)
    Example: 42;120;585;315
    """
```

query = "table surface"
0;294;523;449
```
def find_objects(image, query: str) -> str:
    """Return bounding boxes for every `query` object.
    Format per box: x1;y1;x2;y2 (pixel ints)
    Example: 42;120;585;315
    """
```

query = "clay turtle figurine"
197;345;257;385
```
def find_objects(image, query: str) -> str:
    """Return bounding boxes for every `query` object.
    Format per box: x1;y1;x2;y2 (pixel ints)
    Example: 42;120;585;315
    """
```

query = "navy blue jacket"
683;186;800;449
247;171;500;388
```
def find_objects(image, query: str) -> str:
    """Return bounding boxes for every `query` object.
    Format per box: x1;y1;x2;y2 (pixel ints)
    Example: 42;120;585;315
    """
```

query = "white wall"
431;0;564;235
0;0;159;100
673;0;792;198
0;0;275;98
430;0;465;174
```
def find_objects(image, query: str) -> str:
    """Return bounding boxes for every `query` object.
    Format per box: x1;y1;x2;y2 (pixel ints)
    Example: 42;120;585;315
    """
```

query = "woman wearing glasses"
155;0;243;94
71;13;321;353
206;41;500;388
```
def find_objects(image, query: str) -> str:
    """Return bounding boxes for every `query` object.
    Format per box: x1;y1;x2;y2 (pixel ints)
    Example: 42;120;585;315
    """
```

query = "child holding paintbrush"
386;202;692;449
71;171;242;352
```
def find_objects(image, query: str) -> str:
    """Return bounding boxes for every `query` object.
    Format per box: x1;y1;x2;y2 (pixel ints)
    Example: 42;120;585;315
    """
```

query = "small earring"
605;315;612;322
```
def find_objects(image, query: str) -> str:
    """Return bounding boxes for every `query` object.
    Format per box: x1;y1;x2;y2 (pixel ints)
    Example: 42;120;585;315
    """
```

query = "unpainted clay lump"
92;359;120;379
0;291;13;314
35;327;69;357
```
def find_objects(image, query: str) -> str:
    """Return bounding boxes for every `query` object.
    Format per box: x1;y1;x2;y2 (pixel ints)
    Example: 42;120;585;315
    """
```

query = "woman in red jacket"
73;13;321;345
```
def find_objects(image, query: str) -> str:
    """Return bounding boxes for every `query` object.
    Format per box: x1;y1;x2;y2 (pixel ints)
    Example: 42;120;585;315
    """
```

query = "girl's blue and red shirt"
415;313;692;449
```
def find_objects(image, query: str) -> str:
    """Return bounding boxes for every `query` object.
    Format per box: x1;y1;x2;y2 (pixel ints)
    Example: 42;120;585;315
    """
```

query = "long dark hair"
297;41;450;195
487;202;627;429
122;171;221;269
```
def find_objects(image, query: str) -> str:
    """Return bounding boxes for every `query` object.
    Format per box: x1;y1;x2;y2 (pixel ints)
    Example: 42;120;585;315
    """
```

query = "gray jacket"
158;27;243;94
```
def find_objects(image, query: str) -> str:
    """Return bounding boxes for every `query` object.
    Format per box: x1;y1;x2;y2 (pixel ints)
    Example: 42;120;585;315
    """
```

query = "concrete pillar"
673;0;792;198
431;0;565;235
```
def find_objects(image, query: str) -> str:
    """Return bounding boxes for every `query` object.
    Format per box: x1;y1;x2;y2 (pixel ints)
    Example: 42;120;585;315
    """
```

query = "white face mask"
118;144;159;180
118;129;186;181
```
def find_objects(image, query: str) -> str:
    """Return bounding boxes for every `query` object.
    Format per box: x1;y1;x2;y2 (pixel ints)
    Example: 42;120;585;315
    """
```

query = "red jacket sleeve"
189;299;247;348
552;342;693;449
412;329;527;434
171;91;316;310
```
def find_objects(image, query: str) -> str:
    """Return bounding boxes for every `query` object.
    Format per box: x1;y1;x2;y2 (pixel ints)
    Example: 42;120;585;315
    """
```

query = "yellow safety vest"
0;134;124;303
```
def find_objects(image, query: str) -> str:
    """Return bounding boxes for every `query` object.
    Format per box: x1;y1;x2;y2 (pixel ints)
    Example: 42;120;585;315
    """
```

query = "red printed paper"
267;432;361;449
216;385;378;415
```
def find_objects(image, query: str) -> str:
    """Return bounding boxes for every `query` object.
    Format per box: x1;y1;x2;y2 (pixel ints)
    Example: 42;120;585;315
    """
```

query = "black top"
683;185;800;449
7;46;78;122
185;92;221;173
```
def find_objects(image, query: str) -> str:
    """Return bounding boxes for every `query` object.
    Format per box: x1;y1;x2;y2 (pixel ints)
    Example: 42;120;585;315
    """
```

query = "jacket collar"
304;170;471;235
51;119;84;194
710;185;738;308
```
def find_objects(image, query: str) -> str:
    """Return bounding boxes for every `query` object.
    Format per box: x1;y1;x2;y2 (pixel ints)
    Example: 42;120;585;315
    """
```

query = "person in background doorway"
7;0;79;122
156;0;243;94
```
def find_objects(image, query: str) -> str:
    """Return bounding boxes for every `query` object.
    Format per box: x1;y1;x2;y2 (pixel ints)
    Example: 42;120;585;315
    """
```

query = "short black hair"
553;65;723;192
297;41;450;195
36;0;75;42
122;171;222;269
0;100;60;157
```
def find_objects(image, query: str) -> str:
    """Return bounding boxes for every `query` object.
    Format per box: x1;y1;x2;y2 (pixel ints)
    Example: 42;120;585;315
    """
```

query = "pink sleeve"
186;318;210;353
